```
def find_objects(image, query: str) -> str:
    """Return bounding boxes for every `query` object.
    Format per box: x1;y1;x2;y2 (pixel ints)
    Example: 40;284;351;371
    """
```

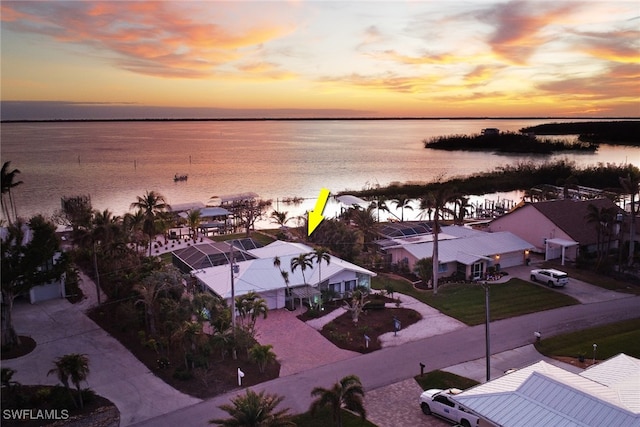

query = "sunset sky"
1;0;639;119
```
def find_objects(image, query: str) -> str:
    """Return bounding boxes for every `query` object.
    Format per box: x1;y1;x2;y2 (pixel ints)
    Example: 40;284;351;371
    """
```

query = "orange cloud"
1;1;295;79
576;29;640;63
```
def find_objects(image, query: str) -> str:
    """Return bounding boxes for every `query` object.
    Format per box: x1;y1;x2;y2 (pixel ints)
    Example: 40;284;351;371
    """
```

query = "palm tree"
620;171;640;267
414;257;434;287
309;374;366;427
235;291;268;333
585;203;617;268
273;256;293;310
391;195;413;222
134;268;183;336
210;388;294;427
130;190;170;256
290;253;313;285
1;161;23;225
347;205;377;251
270;210;291;228
423;186;457;295
186;208;202;240
311;247;331;288
48;353;90;408
123;209;146;252
249;344;277;374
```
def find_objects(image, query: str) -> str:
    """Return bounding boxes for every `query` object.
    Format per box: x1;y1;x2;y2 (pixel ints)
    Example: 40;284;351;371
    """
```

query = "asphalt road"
132;295;640;427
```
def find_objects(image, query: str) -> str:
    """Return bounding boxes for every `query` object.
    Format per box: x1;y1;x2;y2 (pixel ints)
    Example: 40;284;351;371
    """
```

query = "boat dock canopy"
208;192;259;206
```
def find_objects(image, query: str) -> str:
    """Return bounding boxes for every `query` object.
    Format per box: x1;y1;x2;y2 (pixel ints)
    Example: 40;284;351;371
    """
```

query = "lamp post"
593;343;597;365
230;242;237;333
482;281;491;382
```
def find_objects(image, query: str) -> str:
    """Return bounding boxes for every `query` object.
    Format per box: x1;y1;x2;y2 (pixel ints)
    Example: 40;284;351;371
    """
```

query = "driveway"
502;263;632;304
253;306;359;377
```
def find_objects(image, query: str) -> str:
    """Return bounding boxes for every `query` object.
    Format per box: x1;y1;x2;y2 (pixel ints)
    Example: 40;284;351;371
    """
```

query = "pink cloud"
1;1;294;79
477;1;581;64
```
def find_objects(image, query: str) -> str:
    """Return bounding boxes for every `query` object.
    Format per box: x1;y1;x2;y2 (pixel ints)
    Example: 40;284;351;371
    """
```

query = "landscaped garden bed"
88;303;280;399
320;307;422;353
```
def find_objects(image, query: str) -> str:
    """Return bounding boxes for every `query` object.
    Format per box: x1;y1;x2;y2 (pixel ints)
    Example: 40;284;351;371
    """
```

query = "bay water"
2;119;638;227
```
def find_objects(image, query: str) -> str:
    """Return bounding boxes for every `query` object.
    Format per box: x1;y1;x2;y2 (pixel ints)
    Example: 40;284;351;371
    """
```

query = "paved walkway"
254;307;359;377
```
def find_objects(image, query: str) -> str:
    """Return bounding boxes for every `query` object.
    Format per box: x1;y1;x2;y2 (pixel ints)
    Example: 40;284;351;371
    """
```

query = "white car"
530;268;569;287
419;388;479;427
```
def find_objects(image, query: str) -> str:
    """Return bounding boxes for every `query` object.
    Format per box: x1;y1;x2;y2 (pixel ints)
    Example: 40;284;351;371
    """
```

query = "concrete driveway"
502;264;632;304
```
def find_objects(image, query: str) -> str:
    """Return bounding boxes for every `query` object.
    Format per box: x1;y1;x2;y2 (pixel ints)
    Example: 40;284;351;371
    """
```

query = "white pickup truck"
419;388;480;427
530;268;569;287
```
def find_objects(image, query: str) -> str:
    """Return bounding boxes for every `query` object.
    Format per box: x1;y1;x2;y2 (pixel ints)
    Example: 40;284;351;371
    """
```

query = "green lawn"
535;317;640;360
414;370;480;391
292;406;376;427
372;275;579;326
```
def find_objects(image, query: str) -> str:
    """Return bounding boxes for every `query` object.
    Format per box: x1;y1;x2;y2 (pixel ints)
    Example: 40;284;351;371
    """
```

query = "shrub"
172;368;194;381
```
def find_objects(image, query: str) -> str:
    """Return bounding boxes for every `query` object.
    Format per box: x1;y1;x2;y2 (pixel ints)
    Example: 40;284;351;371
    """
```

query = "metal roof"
391;231;534;265
456;357;640;427
192;243;376;300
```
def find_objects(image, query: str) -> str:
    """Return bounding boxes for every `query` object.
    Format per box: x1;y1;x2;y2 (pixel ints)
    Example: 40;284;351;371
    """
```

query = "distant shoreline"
2;117;639;124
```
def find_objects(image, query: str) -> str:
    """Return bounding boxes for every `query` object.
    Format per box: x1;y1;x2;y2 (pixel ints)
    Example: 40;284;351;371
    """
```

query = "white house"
382;226;534;281
455;354;640;426
191;241;376;310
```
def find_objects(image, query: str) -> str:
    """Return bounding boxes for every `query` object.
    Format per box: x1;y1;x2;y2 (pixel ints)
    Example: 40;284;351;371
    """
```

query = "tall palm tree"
311;247;331;288
130;190;169;256
1;161;23;225
273;256;293;310
123;210;146;252
391;195;413;222
348;205;377;251
210;388;294;427
620;171;640;267
585;203;616;268
48;353;90;408
309;374;366;427
290;252;313;285
423;186;457;295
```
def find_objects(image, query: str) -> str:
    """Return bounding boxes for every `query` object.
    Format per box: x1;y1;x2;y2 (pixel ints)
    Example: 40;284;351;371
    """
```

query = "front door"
472;262;483;280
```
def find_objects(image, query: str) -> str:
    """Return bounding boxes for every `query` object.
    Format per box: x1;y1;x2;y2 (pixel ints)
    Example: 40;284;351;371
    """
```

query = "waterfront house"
488;198;624;264
380;225;534;281
189;240;376;310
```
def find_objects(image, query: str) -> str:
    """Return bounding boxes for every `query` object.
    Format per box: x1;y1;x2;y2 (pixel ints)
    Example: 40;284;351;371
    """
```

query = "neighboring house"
488;198;623;264
381;225;534;281
454;354;640;427
190;240;376;310
0;226;66;304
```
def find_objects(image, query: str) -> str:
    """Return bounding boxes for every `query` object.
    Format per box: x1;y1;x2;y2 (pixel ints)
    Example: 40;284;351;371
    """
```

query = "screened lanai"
379;222;432;238
172;241;257;273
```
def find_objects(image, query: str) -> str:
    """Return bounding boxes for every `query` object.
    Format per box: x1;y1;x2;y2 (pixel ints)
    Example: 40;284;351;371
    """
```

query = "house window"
344;280;356;292
357;273;370;289
438;264;448;273
329;283;340;295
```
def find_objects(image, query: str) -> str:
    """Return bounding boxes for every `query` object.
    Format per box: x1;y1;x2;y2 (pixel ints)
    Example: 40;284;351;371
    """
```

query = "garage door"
498;252;525;268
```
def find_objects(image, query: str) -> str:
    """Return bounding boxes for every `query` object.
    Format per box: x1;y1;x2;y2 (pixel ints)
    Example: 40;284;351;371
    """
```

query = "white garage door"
497;252;525;268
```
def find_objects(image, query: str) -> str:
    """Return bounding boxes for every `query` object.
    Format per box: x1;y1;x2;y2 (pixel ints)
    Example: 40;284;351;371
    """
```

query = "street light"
230;242;239;333
479;281;491;382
